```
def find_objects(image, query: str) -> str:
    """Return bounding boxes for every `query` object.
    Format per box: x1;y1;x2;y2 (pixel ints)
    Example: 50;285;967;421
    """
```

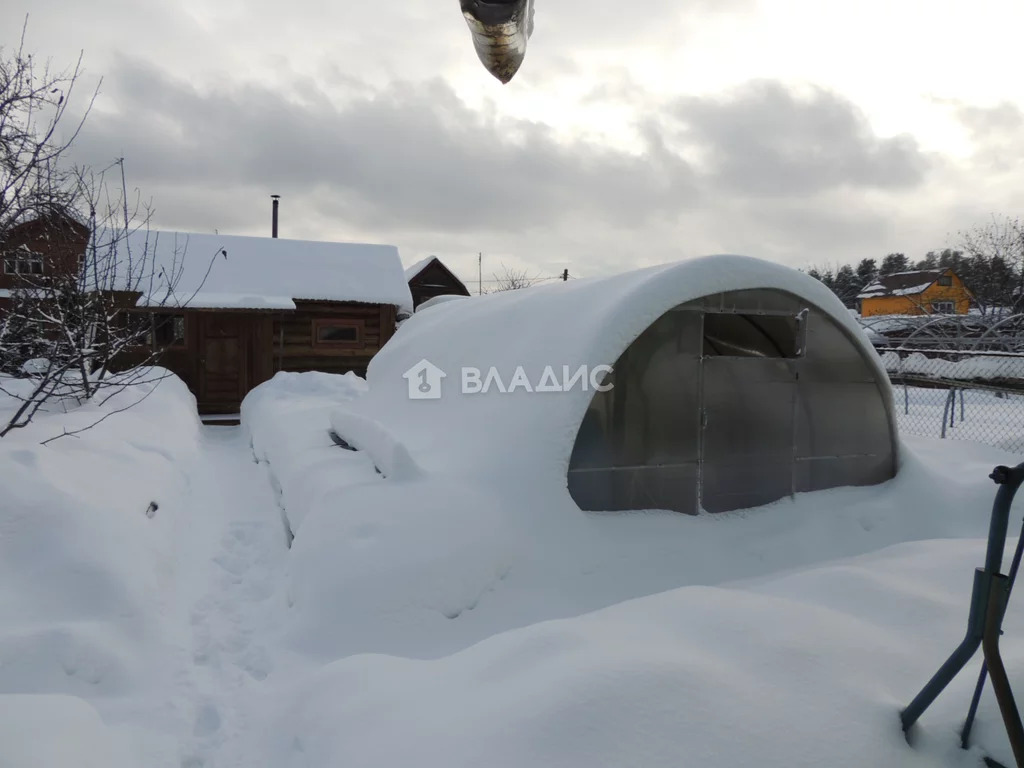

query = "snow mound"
286;478;515;659
329;409;421;480
415;293;469;312
0;695;131;767
0;370;201;747
242;371;377;534
264;537;1020;768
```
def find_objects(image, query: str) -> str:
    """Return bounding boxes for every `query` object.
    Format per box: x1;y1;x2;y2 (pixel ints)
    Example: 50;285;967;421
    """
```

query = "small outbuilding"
336;255;898;515
405;256;471;309
112;230;413;414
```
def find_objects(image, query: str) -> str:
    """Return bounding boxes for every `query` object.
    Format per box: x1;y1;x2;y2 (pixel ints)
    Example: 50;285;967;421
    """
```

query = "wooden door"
199;315;248;413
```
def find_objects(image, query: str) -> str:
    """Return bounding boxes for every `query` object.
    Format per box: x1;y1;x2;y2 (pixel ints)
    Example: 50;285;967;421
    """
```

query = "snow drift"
0;370;202;766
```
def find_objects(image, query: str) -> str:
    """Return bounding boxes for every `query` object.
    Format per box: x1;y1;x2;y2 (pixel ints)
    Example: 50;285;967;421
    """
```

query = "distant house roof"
857;269;949;300
404;255;469;289
404;256;437;281
93;230;413;314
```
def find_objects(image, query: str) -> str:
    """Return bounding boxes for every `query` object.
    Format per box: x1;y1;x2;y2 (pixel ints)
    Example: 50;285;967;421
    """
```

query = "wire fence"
880;347;1024;453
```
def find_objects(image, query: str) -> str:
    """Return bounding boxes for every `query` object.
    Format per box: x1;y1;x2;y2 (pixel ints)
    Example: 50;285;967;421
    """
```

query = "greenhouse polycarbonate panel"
567;464;699;514
795;381;895;459
701;457;795;513
700;357;796;513
567;310;702;513
800;310;880;383
701;358;796;458
568;288;898;516
717;289;807;314
794;454;895;493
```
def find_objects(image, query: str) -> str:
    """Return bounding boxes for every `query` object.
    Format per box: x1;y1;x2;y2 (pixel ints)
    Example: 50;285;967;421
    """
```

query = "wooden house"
0;212;91;311
116;231;414;414
857;269;973;317
2;223;413;415
405;256;471;309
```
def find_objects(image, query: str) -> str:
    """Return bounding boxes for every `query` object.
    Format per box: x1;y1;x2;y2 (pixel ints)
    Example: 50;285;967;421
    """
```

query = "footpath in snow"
160;425;291;768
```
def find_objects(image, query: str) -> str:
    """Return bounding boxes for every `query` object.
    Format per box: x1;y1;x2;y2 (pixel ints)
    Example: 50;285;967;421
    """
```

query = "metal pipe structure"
963;514;1024;748
982;574;1024;767
901;463;1024;734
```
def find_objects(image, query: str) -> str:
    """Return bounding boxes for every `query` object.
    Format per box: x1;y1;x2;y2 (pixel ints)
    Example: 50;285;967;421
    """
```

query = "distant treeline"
805;215;1024;314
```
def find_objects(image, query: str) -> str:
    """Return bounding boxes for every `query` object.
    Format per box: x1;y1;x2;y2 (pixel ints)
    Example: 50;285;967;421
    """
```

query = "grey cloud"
65;58;957;279
71;57;696;235
955;101;1024;141
666;80;931;197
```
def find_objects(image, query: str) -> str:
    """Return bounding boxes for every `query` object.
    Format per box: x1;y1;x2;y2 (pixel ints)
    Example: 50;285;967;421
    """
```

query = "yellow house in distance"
857;268;973;317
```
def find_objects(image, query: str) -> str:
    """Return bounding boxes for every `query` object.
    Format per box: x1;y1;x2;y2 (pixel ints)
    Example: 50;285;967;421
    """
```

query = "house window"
937;275;952;287
931;301;954;314
313;319;363;348
3;251;44;275
150;314;186;347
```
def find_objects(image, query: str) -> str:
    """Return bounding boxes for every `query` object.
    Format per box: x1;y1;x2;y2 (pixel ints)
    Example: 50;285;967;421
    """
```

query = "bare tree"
958;214;1024;315
1;19;96;238
490;263;539;292
0;30;219;438
0;160;203;437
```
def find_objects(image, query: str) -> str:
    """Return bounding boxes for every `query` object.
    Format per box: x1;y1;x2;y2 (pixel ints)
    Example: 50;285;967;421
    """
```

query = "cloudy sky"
3;0;1022;286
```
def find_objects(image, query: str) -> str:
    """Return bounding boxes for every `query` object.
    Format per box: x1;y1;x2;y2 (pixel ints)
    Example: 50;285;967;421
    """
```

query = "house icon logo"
403;359;447;400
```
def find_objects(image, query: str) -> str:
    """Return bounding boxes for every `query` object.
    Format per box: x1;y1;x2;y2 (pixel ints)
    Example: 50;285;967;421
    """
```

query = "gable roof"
404;256;437;281
856;269;951;300
404;255;470;292
93;229;413;313
2;208;90;245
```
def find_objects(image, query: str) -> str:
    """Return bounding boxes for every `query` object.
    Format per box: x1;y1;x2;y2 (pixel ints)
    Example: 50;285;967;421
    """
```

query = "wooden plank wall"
271;302;396;377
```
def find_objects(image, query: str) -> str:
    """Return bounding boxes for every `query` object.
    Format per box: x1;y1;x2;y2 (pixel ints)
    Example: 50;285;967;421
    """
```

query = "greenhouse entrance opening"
567;289;896;515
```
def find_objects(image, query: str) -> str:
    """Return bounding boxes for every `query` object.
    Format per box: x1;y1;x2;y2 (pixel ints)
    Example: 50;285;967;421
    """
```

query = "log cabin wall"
116;301;398;414
270;301;396;378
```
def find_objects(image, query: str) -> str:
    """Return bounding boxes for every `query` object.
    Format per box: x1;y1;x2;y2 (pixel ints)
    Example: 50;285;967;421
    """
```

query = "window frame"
2;251;44;276
312;318;364;349
936;274;953;287
149;313;187;349
930;301;955;314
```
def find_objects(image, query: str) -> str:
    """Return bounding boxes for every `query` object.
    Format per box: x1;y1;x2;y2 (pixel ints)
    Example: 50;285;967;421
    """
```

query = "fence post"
904;382;910;415
959;388;965;423
941;389;955;439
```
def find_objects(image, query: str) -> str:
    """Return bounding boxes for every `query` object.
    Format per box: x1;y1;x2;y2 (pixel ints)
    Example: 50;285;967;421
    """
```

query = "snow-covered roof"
404;256;437;281
94;230;413;314
856;270;946;299
332;254;892;482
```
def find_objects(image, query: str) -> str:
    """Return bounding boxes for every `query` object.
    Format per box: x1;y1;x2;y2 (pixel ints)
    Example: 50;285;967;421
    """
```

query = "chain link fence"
880;347;1024;452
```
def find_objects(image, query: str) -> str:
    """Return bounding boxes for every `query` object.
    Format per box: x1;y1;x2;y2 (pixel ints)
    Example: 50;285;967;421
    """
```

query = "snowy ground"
3;370;1024;766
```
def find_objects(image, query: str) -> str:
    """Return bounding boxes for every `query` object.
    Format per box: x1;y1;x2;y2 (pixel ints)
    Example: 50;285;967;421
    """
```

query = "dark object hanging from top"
460;0;535;84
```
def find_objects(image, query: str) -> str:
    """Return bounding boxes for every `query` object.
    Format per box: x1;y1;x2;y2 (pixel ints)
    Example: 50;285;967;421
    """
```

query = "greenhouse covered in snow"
332;255;899;515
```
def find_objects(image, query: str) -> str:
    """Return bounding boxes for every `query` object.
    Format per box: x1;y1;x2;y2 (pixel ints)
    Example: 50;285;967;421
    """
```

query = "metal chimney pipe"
271;194;280;238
